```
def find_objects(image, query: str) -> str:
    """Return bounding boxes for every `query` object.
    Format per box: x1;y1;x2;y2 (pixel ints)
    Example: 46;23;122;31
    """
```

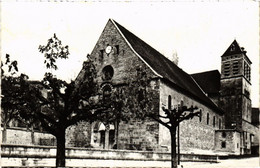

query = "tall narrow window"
219;119;222;129
199;110;202;122
221;141;226;148
99;49;104;61
244;63;251;81
233;61;239;75
168;95;172;110
224;62;230;76
115;45;119;54
248;67;251;81
207;113;209;125
213;116;216;127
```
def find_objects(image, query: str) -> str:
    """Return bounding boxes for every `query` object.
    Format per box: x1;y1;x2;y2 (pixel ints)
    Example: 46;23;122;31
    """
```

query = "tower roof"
221;40;252;64
222;39;246;56
111;19;223;114
222;40;243;56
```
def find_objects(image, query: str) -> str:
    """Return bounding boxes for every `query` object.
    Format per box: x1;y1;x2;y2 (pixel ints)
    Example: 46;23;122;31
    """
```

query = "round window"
102;65;114;81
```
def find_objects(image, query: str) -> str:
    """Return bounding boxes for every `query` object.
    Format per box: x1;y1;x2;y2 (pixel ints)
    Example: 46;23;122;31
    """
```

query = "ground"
64;157;260;168
182;157;259;168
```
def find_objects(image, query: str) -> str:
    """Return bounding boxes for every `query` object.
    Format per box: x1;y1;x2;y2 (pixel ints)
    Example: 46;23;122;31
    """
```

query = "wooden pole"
178;100;183;165
178;123;180;165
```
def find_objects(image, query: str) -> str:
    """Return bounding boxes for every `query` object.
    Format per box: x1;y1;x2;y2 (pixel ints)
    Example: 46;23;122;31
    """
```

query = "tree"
17;34;104;167
1;54;31;143
129;66;200;168
19;69;100;167
152;103;200;168
38;33;69;70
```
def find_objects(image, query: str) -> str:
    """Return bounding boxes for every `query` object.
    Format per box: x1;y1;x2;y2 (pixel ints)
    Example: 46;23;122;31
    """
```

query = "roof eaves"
110;19;163;79
191;75;223;114
190;75;207;96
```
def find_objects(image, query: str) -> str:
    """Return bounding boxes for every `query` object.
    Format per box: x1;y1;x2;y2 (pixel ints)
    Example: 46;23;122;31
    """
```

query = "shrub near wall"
66;121;91;148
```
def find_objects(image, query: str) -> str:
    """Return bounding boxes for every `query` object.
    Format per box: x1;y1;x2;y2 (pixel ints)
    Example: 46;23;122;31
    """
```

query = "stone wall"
242;78;252;122
75;19;160;151
2;127;55;146
1;144;219;167
66;121;92;148
242;120;259;154
220;77;252;131
159;80;224;154
76;19;157;87
215;130;241;155
3;123;92;148
116;79;160;151
220;77;244;131
117;119;159;151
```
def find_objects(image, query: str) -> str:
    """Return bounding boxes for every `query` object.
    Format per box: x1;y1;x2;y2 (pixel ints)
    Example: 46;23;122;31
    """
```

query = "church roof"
111;19;223;114
222;40;252;64
191;70;220;95
222;40;244;56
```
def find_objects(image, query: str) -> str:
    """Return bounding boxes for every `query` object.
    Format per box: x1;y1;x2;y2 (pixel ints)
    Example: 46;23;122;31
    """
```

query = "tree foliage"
126;65;201;168
1;34;105;167
1;54;32;142
39;33;69;70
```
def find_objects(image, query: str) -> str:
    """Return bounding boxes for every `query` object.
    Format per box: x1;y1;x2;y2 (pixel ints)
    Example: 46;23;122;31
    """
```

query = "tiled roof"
112;19;223;114
191;70;220;95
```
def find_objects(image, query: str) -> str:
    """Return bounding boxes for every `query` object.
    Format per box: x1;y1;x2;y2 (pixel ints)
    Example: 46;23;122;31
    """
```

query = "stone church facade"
3;19;258;156
75;19;259;155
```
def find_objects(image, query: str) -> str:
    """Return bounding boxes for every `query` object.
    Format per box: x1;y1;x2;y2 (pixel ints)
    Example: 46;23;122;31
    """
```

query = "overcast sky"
1;1;259;107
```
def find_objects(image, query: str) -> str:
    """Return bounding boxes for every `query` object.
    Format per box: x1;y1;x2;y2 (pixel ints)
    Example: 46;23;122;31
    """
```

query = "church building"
75;19;258;155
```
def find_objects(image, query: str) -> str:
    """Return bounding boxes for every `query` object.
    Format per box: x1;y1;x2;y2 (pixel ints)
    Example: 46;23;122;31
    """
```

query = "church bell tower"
220;40;252;131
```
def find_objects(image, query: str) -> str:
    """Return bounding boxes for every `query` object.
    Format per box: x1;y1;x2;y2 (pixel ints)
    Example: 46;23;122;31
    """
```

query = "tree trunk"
170;127;177;168
105;124;110;149
31;126;35;145
114;120;119;149
2;125;7;143
56;129;66;168
177;124;180;165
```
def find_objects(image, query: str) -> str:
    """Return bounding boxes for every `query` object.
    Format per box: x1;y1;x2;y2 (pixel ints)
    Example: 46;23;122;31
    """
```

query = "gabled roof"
191;70;220;95
111;19;223;114
222;40;252;64
222;40;243;56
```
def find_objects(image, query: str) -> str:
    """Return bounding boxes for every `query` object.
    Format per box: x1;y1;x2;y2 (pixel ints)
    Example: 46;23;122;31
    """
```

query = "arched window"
168;95;172;109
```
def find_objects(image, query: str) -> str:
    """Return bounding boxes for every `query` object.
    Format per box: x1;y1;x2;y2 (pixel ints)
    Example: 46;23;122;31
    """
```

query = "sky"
1;1;259;107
